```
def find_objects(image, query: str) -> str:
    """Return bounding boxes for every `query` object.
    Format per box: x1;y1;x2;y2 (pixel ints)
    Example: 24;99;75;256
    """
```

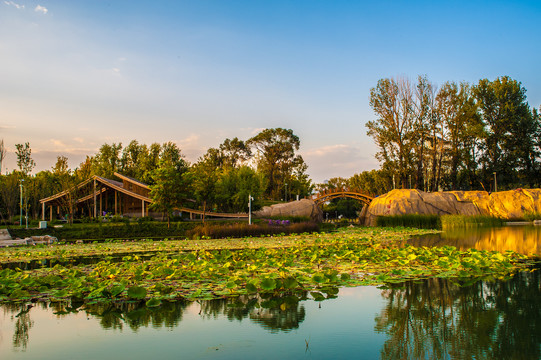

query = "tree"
348;169;391;196
188;153;220;222
219;137;251;169
215;166;264;212
92;143;122;179
15;142;35;176
473;76;534;189
149;156;189;228
50;156;78;224
436;82;482;190
0;139;6;175
367;77;416;189
247;128;302;199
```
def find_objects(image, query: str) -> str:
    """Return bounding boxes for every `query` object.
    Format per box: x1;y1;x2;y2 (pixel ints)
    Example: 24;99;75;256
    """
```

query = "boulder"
364;189;541;225
254;199;323;222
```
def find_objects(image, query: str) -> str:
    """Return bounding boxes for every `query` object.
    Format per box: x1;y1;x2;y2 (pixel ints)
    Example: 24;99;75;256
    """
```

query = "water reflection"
2;291;314;351
409;226;541;257
376;267;541;359
1;273;539;359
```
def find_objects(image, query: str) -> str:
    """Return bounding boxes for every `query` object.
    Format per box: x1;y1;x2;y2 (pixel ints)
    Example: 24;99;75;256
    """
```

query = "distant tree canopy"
367;75;541;191
1;76;539;222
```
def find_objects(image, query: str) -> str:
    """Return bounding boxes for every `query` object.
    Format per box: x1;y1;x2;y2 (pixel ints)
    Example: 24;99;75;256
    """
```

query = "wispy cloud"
301;143;378;183
34;5;48;14
4;1;24;10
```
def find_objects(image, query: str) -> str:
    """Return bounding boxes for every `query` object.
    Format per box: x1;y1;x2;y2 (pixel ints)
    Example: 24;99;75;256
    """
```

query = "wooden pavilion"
39;172;153;221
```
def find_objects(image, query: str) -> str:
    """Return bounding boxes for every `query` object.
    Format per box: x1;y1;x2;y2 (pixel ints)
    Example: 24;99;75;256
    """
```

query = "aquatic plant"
441;215;505;229
376;214;441;229
0;227;533;304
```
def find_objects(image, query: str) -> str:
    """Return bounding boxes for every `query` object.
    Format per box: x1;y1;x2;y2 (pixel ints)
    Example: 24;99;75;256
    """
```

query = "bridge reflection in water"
408;226;541;257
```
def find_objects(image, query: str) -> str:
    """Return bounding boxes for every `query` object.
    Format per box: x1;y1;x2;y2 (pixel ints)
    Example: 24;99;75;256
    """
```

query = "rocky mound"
364;188;541;225
254;199;323;222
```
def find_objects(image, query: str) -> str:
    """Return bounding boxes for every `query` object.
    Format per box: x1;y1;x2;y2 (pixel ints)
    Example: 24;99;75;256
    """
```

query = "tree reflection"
198;292;309;332
2;303;35;350
376;268;541;359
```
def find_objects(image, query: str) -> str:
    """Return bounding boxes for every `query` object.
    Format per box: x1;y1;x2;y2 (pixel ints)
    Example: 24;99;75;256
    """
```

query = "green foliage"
186;221;319;239
441;215;505;229
376;214;441;229
149;156;189;227
9;221;195;241
0;227;533;303
523;212;541;222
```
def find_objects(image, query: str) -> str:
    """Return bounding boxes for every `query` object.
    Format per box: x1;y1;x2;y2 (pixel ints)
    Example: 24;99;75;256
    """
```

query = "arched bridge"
309;188;374;206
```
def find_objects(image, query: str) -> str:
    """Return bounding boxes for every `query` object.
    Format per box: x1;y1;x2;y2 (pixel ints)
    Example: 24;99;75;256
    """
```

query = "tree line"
1;75;539;222
0;128;313;223
365;75;540;192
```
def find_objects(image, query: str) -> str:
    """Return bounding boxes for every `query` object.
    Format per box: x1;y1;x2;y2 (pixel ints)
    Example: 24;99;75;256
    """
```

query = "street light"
20;179;24;227
248;194;254;225
285;183;288;202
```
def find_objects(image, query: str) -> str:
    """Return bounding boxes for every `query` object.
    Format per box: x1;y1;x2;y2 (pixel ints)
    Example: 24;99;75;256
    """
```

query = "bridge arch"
310;189;374;207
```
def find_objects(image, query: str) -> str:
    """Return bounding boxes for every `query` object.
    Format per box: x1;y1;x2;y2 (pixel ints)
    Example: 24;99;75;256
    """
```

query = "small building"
39;172;153;221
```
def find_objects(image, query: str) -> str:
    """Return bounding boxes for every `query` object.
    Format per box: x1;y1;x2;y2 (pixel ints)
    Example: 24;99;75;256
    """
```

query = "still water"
408;225;541;257
1;267;540;360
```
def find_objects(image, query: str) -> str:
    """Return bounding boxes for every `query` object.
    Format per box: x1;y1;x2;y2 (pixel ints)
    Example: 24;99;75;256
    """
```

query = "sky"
1;0;540;183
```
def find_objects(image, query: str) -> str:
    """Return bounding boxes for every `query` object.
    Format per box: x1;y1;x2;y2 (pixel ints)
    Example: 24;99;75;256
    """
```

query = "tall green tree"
367;77;416;189
149;147;189;227
247;128;302;199
15;142;35;176
0;139;6;175
473;76;535;189
92;143;122;179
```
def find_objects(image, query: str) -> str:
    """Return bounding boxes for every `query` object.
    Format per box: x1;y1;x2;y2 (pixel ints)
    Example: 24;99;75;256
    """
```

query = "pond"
408;225;541;257
1;266;539;360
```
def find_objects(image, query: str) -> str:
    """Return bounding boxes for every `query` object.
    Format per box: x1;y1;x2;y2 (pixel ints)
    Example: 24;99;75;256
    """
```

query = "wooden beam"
93;179;97;218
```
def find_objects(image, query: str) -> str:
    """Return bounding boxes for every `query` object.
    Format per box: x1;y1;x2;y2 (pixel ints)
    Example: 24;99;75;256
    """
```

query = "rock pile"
0;234;58;247
364;188;541;225
254;199;323;222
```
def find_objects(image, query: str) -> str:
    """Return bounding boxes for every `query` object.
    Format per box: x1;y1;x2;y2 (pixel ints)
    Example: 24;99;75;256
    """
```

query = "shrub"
186;221;320;239
376;214;441;229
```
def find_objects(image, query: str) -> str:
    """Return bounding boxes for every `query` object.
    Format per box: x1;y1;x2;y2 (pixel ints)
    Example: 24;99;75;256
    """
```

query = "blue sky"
1;0;540;182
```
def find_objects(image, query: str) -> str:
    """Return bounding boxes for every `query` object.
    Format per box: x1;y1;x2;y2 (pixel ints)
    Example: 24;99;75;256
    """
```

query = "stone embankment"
0;229;58;247
364;188;541;225
254;199;323;222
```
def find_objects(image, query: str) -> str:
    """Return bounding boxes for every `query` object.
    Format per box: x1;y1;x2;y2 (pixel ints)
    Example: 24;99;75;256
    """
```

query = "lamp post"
285;183;288;202
493;172;497;192
248;194;254;225
19;179;25;228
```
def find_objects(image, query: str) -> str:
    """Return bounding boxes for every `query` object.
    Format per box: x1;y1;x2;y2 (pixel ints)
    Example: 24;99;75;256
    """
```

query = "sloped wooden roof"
40;174;152;204
114;172;151;190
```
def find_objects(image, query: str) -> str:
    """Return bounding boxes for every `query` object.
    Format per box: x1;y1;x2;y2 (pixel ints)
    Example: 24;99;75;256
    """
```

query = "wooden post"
115;191;118;215
42;202;45;221
93;179;97;218
50;206;53;222
142;200;145;218
99;189;102;217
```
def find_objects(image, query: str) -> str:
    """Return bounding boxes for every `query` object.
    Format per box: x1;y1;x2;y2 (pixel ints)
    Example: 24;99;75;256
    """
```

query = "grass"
440;215;505;229
523;212;541;222
376;214;441;229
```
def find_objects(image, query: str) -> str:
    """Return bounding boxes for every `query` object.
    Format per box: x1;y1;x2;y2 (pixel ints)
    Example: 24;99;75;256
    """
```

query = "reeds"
440;215;504;229
375;214;440;229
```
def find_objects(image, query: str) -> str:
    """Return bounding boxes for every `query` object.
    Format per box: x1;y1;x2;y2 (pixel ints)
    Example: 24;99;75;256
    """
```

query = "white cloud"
34;5;48;14
301;143;379;183
4;1;24;9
